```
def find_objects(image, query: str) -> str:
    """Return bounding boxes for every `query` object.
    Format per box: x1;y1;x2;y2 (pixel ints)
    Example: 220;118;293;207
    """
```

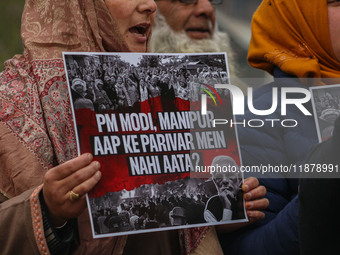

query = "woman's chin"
126;41;147;53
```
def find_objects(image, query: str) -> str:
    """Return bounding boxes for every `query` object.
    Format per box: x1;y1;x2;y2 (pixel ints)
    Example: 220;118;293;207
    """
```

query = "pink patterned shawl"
0;0;208;253
0;0;128;170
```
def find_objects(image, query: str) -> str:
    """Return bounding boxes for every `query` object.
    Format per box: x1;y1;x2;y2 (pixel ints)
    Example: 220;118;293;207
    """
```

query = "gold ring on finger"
69;190;80;201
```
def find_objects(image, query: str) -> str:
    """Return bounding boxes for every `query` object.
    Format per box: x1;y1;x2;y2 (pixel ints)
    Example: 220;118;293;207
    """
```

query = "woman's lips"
129;23;150;43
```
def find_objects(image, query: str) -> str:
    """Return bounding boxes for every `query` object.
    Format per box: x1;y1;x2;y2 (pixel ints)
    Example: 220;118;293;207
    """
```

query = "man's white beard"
149;12;236;76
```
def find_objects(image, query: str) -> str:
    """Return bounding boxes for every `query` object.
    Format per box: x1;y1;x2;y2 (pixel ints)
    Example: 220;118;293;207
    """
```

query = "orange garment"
248;0;340;82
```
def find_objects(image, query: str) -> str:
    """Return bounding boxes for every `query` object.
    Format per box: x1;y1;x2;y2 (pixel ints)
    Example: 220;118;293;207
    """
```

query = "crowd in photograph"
90;178;216;235
65;54;229;113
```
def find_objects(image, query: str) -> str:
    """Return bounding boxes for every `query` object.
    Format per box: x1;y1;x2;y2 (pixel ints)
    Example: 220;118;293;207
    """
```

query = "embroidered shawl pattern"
0;0;209;253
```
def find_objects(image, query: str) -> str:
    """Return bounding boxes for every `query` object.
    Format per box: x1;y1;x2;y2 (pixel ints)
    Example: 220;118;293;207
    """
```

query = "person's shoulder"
247;67;308;111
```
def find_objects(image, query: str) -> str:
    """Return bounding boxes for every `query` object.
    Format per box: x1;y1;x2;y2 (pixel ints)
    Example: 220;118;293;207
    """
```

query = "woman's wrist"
39;190;77;253
41;188;69;228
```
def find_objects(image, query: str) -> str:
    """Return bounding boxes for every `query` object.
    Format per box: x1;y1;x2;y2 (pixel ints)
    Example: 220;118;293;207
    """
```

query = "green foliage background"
0;0;25;70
